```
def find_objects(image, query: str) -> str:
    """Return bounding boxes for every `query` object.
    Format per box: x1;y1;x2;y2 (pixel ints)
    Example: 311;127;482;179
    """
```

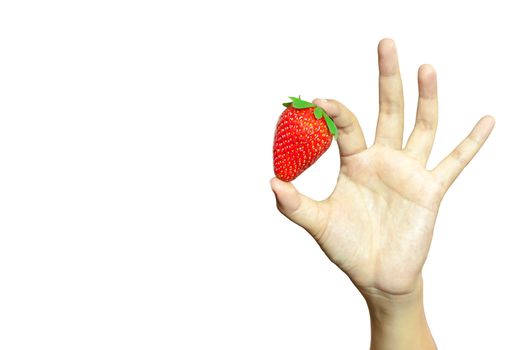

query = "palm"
271;39;494;297
319;146;442;295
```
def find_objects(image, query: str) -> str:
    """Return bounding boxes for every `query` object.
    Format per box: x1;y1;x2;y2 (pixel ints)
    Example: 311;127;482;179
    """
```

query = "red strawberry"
273;97;338;181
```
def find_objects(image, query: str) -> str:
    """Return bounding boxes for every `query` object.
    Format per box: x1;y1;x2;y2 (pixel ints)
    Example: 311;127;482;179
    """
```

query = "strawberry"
273;97;338;181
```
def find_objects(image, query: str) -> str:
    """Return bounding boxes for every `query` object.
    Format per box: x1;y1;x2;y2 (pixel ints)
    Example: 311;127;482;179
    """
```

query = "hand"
270;38;495;299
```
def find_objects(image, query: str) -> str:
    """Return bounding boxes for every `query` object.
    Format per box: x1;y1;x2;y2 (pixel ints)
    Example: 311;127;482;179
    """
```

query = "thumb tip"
270;177;293;195
269;177;300;213
270;176;282;189
270;178;281;202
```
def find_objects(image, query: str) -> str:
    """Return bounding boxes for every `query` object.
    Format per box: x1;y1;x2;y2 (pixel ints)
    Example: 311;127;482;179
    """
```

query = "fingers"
432;116;495;193
312;98;367;165
404;65;439;165
270;177;325;234
374;38;404;149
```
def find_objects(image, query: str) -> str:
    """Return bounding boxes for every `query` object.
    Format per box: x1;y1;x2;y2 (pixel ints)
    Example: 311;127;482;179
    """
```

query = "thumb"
270;177;324;234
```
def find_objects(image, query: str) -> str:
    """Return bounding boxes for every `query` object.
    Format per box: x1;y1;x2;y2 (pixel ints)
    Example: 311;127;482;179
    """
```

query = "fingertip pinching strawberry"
273;97;338;182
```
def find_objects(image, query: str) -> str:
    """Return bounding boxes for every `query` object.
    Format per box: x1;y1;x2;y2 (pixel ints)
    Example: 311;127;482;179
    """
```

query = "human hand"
270;39;494;301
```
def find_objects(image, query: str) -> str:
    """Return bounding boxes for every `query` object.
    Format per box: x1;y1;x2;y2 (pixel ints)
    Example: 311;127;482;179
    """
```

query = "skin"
270;38;495;350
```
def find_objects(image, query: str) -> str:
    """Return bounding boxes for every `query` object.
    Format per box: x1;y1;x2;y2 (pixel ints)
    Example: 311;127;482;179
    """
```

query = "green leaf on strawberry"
314;107;324;119
324;114;338;139
288;96;316;109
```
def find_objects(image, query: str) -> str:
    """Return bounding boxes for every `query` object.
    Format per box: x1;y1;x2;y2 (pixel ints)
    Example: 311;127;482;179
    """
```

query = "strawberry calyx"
282;96;338;139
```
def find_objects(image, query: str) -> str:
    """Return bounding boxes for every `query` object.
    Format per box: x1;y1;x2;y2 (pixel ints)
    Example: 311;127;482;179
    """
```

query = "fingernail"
314;98;328;103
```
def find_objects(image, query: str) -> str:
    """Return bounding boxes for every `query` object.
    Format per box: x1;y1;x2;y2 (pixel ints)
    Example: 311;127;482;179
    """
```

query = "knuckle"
379;101;404;116
415;117;436;131
451;147;467;164
467;133;483;145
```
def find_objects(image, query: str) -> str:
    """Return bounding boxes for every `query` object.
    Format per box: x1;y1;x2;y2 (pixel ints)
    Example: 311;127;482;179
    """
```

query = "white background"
0;0;525;349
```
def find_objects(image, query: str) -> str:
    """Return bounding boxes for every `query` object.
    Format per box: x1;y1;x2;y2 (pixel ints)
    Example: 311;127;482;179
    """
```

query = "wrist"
360;277;437;350
362;276;424;319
